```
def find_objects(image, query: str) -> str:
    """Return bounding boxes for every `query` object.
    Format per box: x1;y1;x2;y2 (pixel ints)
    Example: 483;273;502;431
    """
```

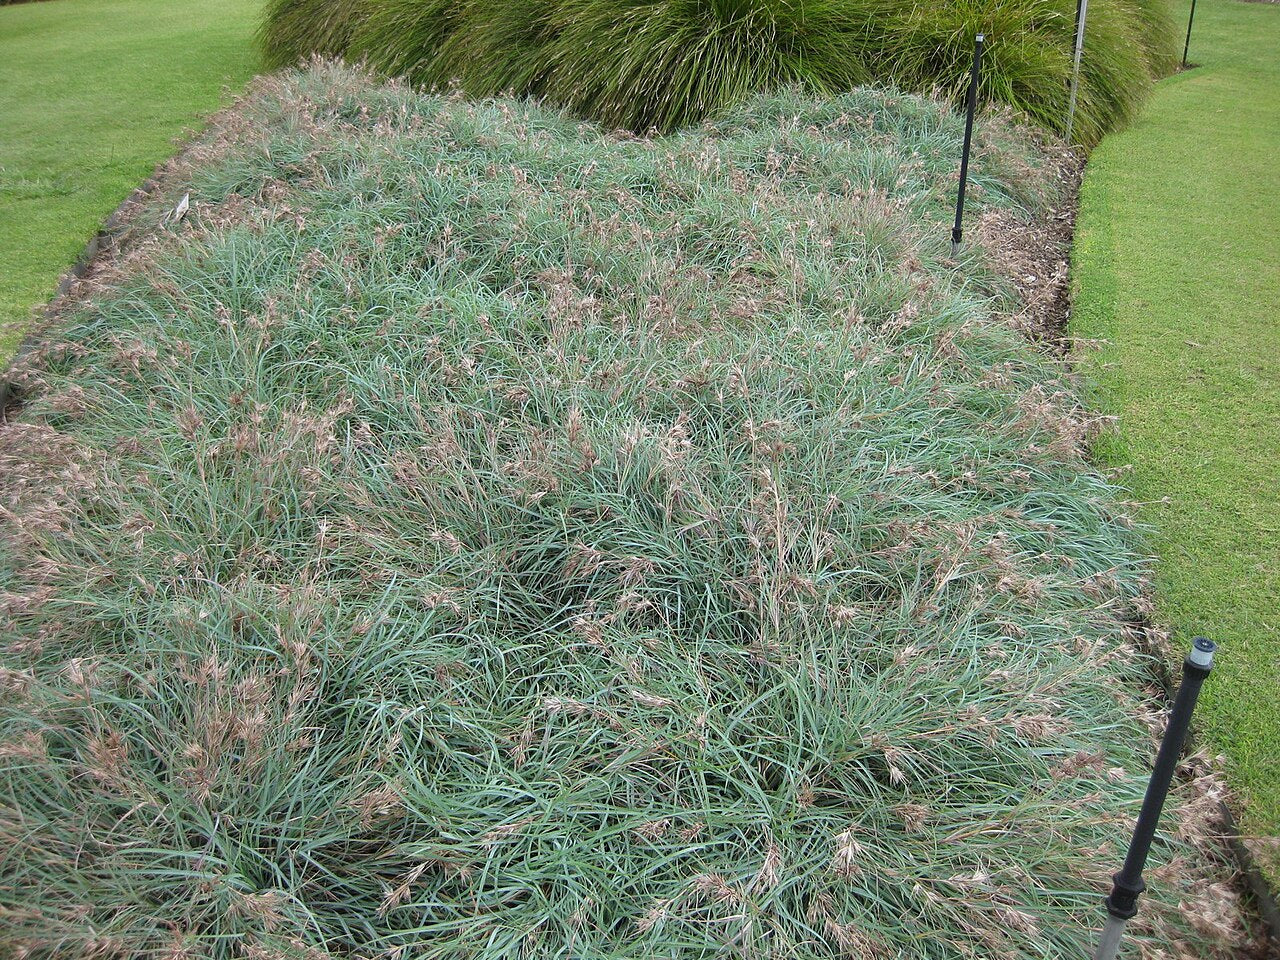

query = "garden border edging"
1132;627;1280;947
0;169;167;414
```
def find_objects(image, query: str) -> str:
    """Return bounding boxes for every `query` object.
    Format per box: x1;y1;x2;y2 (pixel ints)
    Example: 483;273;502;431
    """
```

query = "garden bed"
0;63;1256;958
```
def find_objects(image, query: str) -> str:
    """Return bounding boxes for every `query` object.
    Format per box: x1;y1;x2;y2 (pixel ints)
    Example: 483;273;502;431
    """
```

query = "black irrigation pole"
951;33;984;258
1183;0;1199;68
1091;637;1217;960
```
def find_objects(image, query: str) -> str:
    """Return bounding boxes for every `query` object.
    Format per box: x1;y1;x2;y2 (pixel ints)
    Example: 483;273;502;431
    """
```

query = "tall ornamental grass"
0;64;1238;959
260;0;1179;146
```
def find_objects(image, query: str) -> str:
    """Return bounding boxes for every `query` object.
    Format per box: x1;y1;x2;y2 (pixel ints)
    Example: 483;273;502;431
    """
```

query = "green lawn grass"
0;0;260;357
1073;0;1280;881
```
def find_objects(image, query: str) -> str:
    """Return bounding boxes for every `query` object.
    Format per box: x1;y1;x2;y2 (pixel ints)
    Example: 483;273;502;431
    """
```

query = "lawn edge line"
0;72;248;414
1072;65;1280;922
0;160;173;415
1224;804;1280;945
1121;619;1280;946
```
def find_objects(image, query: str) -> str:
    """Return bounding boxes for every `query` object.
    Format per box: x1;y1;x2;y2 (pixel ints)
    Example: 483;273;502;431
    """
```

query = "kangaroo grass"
0;63;1246;959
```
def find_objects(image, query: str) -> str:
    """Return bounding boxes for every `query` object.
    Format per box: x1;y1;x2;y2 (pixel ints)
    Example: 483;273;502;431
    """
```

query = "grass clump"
0;63;1242;959
260;0;1179;145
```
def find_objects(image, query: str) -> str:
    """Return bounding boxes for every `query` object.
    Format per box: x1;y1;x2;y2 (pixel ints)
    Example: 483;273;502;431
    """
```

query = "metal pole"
951;34;984;258
1066;0;1089;143
1091;637;1217;960
1183;0;1198;68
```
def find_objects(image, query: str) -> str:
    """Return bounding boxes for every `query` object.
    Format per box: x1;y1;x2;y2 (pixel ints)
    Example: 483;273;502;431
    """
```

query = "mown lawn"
1073;0;1280;881
0;0;260;357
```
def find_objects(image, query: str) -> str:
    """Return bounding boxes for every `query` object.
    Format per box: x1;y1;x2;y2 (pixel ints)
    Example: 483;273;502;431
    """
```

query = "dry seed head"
629;689;675;710
636;900;671;934
231;891;285;931
994;905;1039;935
0;666;34;695
351;782;403;829
821;917;885;960
570;615;606;647
633;818;671;841
752;838;783;892
895;803;929;832
688;872;742;905
566;542;606;577
1011;712;1066;742
481;816;535;845
0;731;47;762
1050;749;1107;780
429;529;465;554
831;828;865;879
85;729;130;784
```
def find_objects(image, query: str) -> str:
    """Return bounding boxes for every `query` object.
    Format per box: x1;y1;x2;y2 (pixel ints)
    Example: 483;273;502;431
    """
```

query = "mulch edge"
973;142;1082;348
1127;620;1280;950
0;165;171;417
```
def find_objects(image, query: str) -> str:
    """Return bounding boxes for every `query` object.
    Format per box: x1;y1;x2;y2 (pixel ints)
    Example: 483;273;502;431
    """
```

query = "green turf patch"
0;0;260;359
0;64;1246;957
1072;0;1280;887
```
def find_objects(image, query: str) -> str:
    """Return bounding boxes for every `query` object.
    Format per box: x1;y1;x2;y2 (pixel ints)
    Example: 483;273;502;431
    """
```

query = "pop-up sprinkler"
1091;636;1217;960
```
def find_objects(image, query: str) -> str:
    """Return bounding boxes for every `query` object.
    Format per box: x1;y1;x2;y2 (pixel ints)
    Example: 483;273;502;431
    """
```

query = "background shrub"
0;64;1238;959
258;0;373;68
261;0;1178;145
